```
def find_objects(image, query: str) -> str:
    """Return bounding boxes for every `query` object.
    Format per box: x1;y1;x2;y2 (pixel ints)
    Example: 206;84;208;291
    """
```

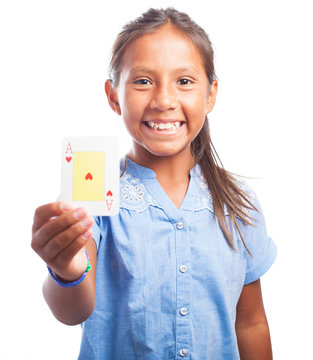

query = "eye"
133;78;152;85
178;78;193;85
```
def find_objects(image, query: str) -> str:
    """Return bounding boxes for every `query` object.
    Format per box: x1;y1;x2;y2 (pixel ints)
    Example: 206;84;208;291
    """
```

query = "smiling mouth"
144;121;183;131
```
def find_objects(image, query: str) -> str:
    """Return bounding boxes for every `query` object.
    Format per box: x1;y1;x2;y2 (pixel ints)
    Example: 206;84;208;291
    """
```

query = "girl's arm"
235;279;273;360
42;238;97;325
32;203;97;326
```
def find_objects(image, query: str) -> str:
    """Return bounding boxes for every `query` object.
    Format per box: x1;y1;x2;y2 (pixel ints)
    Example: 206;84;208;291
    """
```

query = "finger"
52;229;93;270
33;207;92;250
42;215;94;262
32;202;73;232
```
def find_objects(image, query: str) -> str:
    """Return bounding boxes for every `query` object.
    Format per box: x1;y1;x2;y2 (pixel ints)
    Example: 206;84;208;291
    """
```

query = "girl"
31;8;277;360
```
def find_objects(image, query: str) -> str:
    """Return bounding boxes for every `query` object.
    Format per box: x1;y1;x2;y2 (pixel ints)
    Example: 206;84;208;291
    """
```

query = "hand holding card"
60;137;119;216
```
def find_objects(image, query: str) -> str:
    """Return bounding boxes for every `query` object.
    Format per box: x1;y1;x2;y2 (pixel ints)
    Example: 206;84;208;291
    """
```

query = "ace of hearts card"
60;137;119;216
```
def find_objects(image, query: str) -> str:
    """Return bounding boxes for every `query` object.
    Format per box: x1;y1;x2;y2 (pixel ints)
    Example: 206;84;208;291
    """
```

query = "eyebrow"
129;67;155;75
129;66;201;76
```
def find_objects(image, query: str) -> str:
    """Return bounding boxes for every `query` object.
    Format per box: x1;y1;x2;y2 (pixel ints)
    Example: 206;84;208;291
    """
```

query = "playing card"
60;136;119;215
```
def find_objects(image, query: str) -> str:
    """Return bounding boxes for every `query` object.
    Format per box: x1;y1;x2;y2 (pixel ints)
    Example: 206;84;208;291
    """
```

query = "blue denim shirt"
78;157;277;360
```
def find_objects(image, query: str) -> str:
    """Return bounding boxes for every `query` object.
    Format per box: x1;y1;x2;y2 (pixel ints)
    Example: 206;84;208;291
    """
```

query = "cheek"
120;102;135;124
121;91;146;117
184;90;207;109
186;97;208;121
123;118;141;142
121;100;144;136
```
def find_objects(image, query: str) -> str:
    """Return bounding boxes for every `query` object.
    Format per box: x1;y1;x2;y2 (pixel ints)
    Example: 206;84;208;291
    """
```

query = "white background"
0;0;312;358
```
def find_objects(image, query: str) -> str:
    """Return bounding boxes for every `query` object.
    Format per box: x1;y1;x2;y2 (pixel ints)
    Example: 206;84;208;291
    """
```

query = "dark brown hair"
109;7;257;253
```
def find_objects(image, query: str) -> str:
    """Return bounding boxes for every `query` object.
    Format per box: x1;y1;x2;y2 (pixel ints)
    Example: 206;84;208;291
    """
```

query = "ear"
205;80;218;115
105;80;121;115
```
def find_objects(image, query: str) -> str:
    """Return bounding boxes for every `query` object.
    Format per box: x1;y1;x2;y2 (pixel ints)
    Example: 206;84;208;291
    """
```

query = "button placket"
175;218;191;359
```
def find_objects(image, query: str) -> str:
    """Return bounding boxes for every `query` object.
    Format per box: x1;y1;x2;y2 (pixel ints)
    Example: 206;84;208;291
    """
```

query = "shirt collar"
120;156;201;180
120;156;156;179
119;156;216;214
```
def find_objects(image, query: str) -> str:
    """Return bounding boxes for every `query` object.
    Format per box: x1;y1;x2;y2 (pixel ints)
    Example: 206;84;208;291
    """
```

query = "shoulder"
192;166;256;217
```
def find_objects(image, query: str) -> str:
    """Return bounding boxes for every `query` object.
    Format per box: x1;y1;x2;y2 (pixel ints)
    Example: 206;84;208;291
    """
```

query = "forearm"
43;272;95;326
236;321;273;360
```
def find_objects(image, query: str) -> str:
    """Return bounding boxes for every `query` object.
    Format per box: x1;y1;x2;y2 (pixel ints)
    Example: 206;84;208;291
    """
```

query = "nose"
149;83;177;111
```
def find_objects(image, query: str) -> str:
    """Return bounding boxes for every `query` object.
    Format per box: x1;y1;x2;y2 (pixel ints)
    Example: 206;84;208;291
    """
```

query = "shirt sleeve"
91;216;102;250
243;194;277;285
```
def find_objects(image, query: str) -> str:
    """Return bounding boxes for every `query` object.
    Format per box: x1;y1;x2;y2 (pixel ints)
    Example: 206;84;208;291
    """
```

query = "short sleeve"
243;195;277;285
91;216;102;250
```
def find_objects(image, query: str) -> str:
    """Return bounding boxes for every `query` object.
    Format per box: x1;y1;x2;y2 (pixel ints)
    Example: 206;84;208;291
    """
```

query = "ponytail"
191;117;257;254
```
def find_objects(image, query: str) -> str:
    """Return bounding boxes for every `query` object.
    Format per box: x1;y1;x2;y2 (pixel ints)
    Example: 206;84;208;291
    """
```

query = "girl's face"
106;24;217;162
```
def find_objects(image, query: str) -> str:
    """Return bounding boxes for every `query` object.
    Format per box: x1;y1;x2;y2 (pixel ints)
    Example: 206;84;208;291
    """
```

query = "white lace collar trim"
119;170;218;214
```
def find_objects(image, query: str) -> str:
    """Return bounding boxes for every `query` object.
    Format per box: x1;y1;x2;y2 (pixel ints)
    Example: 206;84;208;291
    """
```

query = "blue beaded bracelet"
47;250;91;288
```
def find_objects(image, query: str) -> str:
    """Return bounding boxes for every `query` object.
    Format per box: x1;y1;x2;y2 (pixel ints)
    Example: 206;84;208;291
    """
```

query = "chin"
143;144;189;158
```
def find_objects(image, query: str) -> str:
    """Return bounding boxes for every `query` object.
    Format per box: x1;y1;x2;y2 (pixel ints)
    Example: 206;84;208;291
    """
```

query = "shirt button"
180;307;188;316
179;265;187;273
176;222;184;230
179;348;188;357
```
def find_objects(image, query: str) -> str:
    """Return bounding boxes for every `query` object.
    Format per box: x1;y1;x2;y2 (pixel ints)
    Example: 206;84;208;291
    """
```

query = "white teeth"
146;121;181;130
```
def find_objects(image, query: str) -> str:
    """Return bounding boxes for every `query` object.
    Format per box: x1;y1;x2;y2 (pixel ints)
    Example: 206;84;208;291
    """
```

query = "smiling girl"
31;8;276;359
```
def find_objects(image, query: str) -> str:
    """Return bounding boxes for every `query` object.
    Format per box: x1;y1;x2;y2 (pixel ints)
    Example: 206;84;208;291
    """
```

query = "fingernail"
73;208;87;220
80;216;93;228
60;202;73;211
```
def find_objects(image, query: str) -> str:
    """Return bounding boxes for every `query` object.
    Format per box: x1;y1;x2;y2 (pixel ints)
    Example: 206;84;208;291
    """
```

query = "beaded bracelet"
47;250;91;288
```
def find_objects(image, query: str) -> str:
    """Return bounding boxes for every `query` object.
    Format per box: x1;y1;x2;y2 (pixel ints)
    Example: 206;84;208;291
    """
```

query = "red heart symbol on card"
106;190;113;197
85;172;93;180
66;156;72;163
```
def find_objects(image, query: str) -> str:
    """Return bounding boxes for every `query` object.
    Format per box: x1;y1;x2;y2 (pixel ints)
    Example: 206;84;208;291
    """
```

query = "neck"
127;145;195;181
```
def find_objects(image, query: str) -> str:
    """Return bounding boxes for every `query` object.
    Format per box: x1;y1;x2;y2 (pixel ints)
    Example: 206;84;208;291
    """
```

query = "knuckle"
34;205;42;217
56;250;71;265
48;236;63;253
30;240;38;253
45;237;64;257
42;251;54;265
33;207;42;223
40;223;52;241
32;245;50;264
62;239;83;259
32;219;41;235
67;221;85;239
30;235;37;250
58;211;76;228
46;227;76;255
